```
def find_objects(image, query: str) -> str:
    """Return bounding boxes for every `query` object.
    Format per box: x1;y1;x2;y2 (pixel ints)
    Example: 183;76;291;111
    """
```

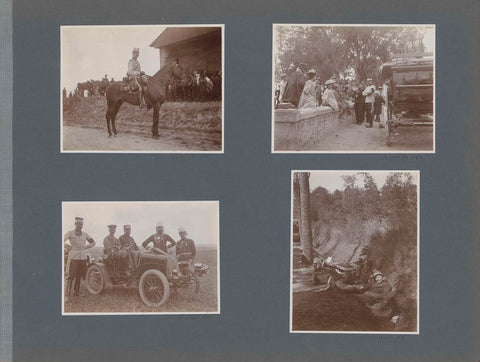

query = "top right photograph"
272;24;435;153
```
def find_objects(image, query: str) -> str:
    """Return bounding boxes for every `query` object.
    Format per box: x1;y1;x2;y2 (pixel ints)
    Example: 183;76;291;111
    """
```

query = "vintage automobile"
84;244;208;307
378;52;434;146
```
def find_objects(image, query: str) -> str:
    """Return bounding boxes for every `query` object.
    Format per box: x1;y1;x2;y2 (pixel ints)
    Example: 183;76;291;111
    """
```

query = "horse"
105;61;182;138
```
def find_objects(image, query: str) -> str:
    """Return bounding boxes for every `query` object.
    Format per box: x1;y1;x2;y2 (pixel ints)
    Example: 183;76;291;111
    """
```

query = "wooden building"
150;27;222;73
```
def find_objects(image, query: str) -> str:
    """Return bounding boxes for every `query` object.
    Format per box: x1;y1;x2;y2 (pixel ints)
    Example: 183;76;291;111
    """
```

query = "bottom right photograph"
290;170;419;333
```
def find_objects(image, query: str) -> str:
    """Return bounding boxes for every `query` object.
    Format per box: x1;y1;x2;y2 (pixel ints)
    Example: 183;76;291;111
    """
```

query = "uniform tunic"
64;230;92;260
176;238;196;258
142;233;176;253
127;58;141;77
103;235;120;255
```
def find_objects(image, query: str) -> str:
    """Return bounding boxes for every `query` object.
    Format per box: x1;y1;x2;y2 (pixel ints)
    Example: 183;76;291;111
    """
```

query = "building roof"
150;27;220;49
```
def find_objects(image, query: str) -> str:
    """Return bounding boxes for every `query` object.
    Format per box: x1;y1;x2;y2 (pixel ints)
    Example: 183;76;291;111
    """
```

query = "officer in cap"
64;217;96;300
103;224;120;255
176;227;196;259
142;221;176;254
127;47;146;108
119;224;140;270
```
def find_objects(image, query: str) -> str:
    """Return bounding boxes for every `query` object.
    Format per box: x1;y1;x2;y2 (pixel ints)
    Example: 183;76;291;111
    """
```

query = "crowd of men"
275;62;386;128
64;217;196;301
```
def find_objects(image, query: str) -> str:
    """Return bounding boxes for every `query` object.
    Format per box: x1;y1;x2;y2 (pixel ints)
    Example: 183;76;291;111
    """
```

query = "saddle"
121;76;147;93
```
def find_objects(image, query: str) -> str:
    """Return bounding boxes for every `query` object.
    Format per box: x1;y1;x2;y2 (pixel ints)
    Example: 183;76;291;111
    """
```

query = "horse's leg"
152;102;160;138
105;106;112;137
111;100;122;136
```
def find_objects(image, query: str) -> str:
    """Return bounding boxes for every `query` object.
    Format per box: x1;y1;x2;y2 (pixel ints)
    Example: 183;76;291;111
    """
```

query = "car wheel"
85;264;104;294
139;269;170;307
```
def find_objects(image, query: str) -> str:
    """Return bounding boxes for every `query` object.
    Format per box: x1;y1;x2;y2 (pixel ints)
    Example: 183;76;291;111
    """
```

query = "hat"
307;69;317;74
367;78;373;82
123;224;131;229
373;269;383;277
107;224;116;229
325;79;335;85
132;48;139;53
74;217;84;224
156;221;164;228
178;226;187;233
298;63;308;69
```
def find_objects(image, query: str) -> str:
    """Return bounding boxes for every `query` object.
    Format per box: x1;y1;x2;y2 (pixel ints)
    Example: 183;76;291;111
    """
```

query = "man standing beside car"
64;217;96;300
176;227;196;259
142;222;176;254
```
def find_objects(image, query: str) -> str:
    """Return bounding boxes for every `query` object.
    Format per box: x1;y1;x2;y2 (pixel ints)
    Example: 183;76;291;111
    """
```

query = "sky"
62;201;219;248
61;25;167;93
305;171;419;193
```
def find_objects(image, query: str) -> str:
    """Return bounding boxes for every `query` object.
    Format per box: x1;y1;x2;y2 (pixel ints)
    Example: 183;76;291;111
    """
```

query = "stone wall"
274;106;353;151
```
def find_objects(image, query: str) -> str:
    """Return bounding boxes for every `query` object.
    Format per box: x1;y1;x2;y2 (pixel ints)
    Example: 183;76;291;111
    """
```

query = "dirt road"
312;122;434;152
63;125;222;152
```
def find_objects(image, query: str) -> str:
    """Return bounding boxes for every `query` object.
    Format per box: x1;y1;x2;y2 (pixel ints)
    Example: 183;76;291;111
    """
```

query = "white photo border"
289;170;420;334
61;200;221;316
60;24;225;154
271;24;436;154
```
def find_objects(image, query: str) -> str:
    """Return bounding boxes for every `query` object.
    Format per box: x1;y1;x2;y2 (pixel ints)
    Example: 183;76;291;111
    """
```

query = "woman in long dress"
298;69;318;109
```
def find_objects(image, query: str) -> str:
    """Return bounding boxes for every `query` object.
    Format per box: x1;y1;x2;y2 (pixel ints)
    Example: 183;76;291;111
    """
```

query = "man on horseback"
127;47;146;108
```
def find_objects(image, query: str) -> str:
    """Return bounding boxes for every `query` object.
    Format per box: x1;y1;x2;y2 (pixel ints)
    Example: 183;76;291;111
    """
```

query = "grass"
64;247;218;314
63;96;222;133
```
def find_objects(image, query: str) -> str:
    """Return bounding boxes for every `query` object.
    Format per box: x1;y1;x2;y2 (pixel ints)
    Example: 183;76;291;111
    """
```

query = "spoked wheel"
312;271;333;291
139;269;170;307
85;264;105;294
176;274;200;300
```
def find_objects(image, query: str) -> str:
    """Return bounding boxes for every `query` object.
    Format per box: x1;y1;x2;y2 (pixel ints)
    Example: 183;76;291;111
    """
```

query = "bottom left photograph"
62;201;220;315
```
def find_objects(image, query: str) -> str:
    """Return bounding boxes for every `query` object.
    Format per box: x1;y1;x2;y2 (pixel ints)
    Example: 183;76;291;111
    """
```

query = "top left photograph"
61;25;224;153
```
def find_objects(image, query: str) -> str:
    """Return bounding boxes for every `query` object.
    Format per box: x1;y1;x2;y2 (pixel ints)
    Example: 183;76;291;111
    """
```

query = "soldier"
119;224;140;270
142;222;176;254
103;224;119;255
175;227;196;259
64;217;96;300
127;47;146;108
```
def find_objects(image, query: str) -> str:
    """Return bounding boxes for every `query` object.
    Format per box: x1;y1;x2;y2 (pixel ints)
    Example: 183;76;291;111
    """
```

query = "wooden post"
298;172;313;264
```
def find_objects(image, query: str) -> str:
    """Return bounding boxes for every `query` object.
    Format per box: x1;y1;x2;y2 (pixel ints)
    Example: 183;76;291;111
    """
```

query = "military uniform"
176;238;196;258
64;217;95;298
103;235;120;255
127;58;142;79
119;232;140;269
142;233;176;253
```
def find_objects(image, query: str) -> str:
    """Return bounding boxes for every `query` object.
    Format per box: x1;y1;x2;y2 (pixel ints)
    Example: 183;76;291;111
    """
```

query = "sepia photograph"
62;201;220;315
290;171;419;333
272;24;435;153
61;25;224;153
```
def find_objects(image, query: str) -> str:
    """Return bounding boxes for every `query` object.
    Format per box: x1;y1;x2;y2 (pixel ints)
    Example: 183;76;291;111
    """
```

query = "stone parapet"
274;106;353;151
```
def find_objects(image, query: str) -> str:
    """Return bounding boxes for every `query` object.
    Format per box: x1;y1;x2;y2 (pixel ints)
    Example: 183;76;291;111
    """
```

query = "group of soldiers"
127;47;221;108
167;69;222;102
275;63;386;127
64;216;196;301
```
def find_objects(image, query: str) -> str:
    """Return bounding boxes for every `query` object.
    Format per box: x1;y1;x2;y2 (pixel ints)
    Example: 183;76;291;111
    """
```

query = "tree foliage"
275;26;429;83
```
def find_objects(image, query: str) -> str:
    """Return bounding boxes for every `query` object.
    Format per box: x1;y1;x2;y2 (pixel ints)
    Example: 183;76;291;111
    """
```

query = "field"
64;247;219;314
62;96;222;151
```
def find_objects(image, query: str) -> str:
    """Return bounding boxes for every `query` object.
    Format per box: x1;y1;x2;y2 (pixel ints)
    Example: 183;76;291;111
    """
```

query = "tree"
297;172;313;263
